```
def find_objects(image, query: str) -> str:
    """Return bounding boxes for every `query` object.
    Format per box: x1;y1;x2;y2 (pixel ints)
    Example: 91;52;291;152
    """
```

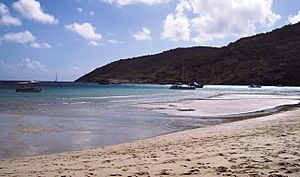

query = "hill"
76;23;300;86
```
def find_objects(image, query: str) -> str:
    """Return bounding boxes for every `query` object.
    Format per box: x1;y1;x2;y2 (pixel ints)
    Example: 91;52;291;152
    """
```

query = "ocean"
0;82;300;159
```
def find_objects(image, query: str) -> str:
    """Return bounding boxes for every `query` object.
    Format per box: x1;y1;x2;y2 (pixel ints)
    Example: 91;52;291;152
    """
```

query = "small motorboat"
248;84;262;88
16;81;43;92
169;83;196;90
188;82;204;88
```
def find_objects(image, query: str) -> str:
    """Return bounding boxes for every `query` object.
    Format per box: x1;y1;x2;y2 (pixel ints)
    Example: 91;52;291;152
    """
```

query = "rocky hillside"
76;22;300;86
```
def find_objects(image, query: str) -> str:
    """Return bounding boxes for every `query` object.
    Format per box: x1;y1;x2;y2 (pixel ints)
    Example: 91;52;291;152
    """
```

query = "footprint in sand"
158;169;173;175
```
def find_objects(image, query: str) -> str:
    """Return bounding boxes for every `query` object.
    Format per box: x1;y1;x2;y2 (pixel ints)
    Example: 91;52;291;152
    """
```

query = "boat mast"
182;58;185;83
55;72;58;82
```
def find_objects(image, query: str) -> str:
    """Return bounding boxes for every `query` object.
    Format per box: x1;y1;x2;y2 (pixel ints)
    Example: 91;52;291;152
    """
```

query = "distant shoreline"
1;80;300;87
0;80;74;84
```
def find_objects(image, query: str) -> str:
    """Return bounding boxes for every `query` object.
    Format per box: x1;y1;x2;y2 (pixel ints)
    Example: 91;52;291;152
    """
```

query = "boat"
55;72;58;82
248;84;262;88
188;82;204;88
169;59;197;90
169;83;196;90
16;81;43;92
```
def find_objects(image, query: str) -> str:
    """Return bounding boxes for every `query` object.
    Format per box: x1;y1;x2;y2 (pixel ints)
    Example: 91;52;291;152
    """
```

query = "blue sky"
0;0;300;81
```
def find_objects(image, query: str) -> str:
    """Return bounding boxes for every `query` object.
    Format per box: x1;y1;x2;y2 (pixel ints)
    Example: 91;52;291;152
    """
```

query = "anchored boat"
16;81;43;92
169;83;196;90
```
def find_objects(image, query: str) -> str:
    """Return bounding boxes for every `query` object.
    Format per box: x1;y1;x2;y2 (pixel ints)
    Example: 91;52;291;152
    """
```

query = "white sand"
136;94;300;117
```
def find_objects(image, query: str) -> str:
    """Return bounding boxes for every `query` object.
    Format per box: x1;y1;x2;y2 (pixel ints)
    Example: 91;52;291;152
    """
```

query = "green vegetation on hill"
76;22;300;86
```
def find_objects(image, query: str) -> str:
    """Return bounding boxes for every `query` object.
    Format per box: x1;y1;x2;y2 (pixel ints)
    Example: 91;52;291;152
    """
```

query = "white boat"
169;83;196;90
16;81;43;92
188;82;204;88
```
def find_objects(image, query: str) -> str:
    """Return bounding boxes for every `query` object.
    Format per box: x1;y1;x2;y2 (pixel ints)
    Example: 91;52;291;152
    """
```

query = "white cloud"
30;42;52;49
0;58;48;80
88;41;99;46
88;41;104;46
0;3;7;14
2;30;52;49
161;0;191;41
19;58;45;70
2;31;36;44
76;7;83;13
132;27;152;41
288;11;300;24
161;0;281;44
107;39;123;44
13;0;58;25
89;11;94;16
65;23;102;41
0;3;22;26
0;58;45;71
0;59;85;81
102;0;170;6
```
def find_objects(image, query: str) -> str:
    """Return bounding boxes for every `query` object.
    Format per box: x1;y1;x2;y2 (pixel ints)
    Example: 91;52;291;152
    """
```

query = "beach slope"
1;107;300;176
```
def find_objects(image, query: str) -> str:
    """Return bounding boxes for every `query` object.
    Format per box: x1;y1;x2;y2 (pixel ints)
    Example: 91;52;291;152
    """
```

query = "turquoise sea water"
0;82;300;159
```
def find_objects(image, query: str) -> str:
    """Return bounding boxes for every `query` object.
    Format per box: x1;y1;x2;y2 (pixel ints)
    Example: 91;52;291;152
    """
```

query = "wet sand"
1;94;300;177
136;94;300;117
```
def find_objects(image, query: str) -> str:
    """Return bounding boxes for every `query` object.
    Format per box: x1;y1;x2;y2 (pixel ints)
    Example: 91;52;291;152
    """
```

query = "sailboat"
55;72;58;82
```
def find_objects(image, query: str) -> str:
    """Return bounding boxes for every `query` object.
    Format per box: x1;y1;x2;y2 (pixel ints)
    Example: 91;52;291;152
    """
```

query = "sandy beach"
1;94;300;177
136;94;300;118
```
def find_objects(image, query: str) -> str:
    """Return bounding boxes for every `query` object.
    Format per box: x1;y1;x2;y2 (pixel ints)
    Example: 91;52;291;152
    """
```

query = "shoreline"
1;104;300;176
0;101;298;160
135;94;300;118
1;93;299;160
